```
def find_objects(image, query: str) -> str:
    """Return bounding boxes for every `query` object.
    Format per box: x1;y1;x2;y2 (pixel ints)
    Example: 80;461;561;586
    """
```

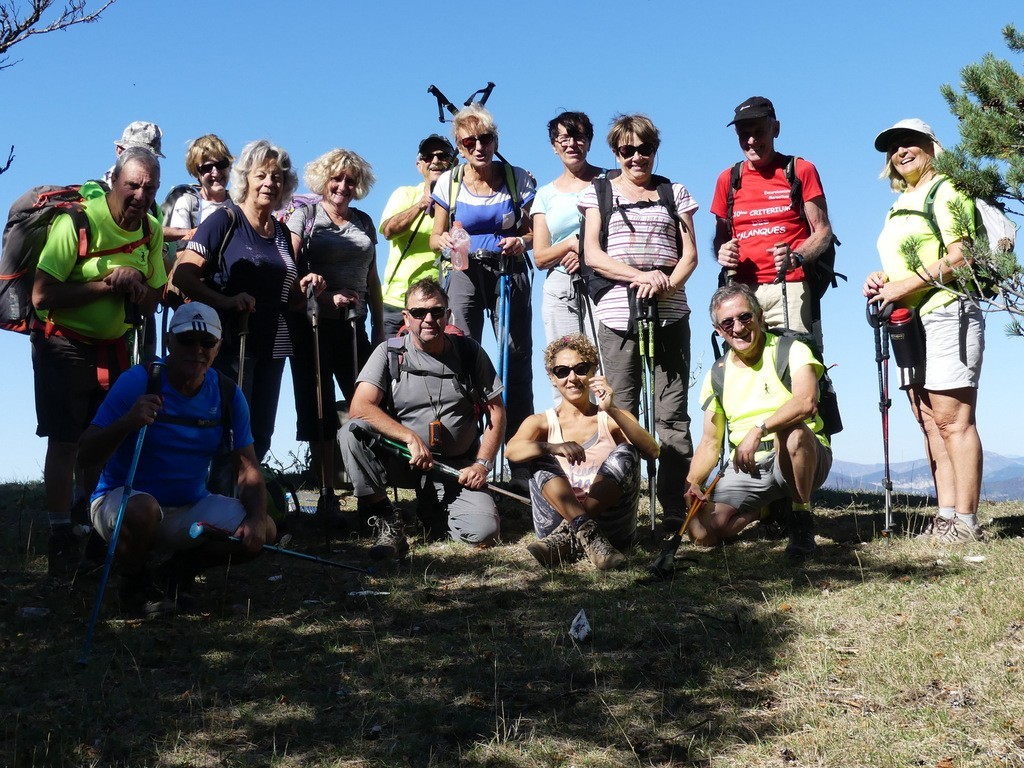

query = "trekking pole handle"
466;81;495;106
427;84;458;121
237;307;250;337
305;282;319;328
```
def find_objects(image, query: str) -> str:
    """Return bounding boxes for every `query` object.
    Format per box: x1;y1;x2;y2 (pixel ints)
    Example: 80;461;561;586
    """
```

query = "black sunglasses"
716;311;755;333
615;143;655;159
550;362;593;379
405;306;448;320
420;150;453;162
459;133;495;150
174;332;219;349
198;159;230;174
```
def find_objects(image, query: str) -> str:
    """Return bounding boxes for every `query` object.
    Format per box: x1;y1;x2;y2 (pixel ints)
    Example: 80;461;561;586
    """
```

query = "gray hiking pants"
338;420;500;546
598;316;693;516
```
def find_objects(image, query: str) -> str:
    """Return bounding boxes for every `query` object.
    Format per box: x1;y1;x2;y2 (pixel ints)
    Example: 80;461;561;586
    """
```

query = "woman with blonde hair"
283;148;383;490
863;119;985;544
429;104;536;490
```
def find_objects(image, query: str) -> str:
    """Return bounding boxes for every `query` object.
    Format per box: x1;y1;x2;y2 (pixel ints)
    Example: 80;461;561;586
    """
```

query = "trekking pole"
649;460;728;579
189;522;372;575
494;252;514;484
235;308;251;392
867;300;894;540
636;296;658;534
306;283;332;549
345;304;361;385
427;82;513;167
571;273;604;372
774;249;790;332
124;298;144;366
350;425;530;505
78;362;164;665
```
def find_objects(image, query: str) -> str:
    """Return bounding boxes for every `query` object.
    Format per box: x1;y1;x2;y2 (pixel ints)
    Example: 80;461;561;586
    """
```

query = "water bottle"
888;307;926;368
447;222;470;271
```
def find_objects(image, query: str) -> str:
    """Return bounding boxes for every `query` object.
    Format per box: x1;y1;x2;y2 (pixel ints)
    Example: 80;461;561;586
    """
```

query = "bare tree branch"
0;0;116;69
0;145;13;175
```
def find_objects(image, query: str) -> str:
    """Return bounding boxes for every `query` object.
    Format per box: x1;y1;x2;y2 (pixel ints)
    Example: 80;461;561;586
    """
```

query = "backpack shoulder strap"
781;155;804;218
773;333;794;391
725;161;744;232
708;352;728;410
501;163;522;230
448;165;464;227
593;173;616;249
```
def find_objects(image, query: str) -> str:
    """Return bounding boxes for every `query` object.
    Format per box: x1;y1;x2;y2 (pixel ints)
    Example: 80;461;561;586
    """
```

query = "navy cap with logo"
418;134;455;158
728;96;777;126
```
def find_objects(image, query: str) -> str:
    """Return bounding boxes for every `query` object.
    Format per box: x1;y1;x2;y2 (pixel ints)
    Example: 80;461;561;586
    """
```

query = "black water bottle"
888;307;926;368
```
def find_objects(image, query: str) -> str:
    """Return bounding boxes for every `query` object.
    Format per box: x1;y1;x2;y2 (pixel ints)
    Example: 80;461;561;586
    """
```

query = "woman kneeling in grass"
506;334;659;570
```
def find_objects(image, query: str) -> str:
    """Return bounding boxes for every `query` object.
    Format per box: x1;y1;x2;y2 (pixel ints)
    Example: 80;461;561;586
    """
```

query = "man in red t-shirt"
711;97;834;339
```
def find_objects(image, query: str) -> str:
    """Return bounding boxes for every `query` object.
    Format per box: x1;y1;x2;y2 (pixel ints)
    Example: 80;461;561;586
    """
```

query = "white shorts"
899;300;984;391
91;489;246;553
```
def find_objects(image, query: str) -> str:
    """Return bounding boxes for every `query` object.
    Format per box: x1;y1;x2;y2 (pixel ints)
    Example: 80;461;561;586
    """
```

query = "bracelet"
516;236;526;253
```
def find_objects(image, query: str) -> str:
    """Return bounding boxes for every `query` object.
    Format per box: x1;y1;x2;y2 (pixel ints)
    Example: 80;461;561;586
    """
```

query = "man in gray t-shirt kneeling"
338;278;505;561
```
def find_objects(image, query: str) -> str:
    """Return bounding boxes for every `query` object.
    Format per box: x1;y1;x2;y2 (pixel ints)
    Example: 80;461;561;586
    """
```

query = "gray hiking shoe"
119;570;175;618
784;510;817;561
368;513;409;561
915;515;953;540
935;517;984;545
526;520;580;568
574;518;625;571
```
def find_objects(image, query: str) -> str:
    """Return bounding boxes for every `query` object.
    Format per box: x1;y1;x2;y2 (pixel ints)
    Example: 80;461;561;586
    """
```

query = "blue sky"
1;0;1021;480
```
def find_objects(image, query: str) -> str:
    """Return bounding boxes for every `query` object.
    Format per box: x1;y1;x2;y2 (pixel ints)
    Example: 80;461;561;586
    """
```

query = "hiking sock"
955;512;979;529
937;507;956;521
569;514;590;533
792;501;811;514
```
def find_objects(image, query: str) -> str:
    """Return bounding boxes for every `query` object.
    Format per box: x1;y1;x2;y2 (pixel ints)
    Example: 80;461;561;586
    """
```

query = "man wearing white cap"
78;302;274;616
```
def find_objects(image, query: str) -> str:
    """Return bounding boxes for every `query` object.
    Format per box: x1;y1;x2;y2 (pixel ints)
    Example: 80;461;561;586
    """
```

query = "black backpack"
723;155;844;301
708;331;843;438
1;182;150;333
384;331;489;423
577;169;683;304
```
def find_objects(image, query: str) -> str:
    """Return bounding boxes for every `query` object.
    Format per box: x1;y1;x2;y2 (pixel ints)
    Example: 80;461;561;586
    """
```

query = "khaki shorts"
710;439;832;515
899;300;984;391
91;489;246;554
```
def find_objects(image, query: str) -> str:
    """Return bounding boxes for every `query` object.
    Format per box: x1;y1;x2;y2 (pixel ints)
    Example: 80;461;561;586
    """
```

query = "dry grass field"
2;479;1024;767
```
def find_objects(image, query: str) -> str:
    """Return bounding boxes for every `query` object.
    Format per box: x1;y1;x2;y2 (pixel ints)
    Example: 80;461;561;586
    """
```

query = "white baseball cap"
168;302;222;339
874;118;939;152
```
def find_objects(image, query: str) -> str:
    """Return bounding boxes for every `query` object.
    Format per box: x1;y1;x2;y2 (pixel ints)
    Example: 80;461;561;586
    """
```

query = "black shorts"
31;330;127;442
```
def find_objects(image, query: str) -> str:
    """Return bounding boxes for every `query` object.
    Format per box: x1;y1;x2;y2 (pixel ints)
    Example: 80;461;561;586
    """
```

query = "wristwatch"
756;422;771;435
475;458;495;471
790;252;805;267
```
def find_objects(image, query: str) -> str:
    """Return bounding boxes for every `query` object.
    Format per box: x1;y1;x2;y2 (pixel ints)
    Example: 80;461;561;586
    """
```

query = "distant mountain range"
826;452;1024;502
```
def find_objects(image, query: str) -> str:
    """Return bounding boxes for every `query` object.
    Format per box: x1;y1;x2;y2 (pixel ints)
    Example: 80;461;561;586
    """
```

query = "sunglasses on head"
405;306;448;320
459;133;495;150
420;150;452;162
174;332;219;349
550;362;593;379
716;311;755;333
615;143;655;159
198;159;230;174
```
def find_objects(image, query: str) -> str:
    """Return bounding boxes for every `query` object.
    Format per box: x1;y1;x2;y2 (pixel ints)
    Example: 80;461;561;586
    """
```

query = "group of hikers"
19;94;990;617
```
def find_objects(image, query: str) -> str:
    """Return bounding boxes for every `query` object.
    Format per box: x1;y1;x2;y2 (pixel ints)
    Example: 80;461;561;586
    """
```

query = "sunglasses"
459;133;495;150
716;311;755;333
405;306;448;320
420;150;453;162
174;332;219;349
615;143;655;159
198;159;230;174
550;362;593;379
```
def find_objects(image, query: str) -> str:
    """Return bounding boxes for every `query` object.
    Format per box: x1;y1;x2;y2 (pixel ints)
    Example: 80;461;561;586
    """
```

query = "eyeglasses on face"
550;362;593;379
554;133;587;147
459;133;495;150
174;332;219;349
615;143;655;159
420;150;453;163
405;306;448;320
716;311;755;333
198;159;230;174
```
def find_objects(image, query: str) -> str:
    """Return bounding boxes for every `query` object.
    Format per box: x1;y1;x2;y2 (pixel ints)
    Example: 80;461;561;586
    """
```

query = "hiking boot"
47;527;81;580
784;510;817;561
526;520;580;568
368;507;408;561
573;518;625;571
154;556;201;614
915;515;953;540
76;529;109;580
935;517;985;545
119;570;175;618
